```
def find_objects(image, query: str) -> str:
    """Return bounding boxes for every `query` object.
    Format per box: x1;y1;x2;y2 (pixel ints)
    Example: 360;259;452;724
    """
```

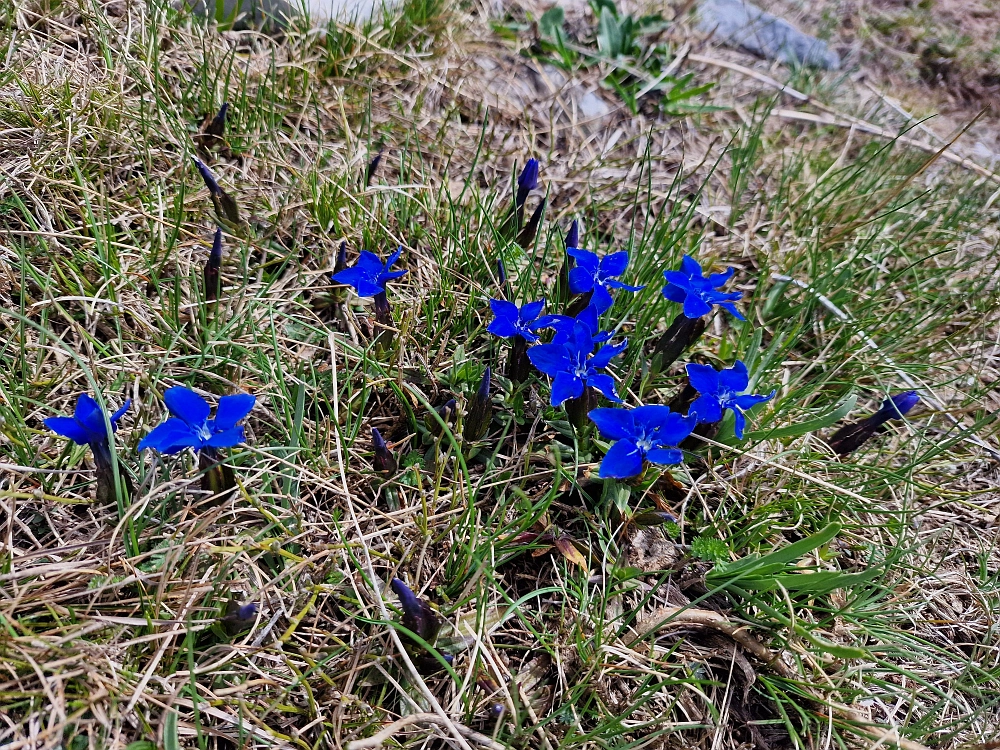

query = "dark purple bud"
565;219;579;250
208;102;228;138
426;399;458;435
221;600;259;636
829;391;921;456
193;157;221;196
497;258;507;286
204;227;223;302
516;198;546;249
880;391;919;420
371;426;398;475
517;158;540;193
390;577;441;643
632;511;678;527
373;291;392;327
650;314;707;376
366;148;384;187
463;368;493;442
334;240;348;275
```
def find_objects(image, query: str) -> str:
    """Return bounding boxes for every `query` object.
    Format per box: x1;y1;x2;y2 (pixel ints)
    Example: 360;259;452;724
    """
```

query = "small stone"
697;0;840;70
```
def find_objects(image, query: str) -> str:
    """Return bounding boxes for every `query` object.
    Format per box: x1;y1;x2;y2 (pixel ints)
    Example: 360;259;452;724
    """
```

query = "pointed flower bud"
204;227;223;302
828;391;919;455
463;367;493;442
371;426;398;475
390;577;441;644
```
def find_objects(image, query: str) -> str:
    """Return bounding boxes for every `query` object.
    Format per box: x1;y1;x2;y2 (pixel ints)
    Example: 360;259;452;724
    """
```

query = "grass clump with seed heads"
2;1;1000;749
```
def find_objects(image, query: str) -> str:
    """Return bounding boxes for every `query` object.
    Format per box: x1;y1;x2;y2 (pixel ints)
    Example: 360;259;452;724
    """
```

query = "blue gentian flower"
138;386;255;455
662;255;745;320
687;361;775;439
567;248;645;313
331;247;407;298
527;320;626;406
589;405;697;478
544;304;612;345
46;394;130;449
487;299;552;343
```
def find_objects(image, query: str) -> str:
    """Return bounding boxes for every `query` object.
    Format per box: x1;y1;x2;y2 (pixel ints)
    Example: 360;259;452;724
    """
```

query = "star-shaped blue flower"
568;248;645;313
331;247;407;298
45;394;130;448
662;255;745;320
589;405;697;478
543;304;613;345
138;386;255;455
487;299;554;343
687;361;775;439
527;320;626;406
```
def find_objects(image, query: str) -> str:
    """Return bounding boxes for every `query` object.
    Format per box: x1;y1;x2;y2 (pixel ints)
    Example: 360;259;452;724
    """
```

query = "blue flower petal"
45;417;93;446
385;246;403;269
527;343;573;377
718;361;750;393
567;248;600;274
164;387;211;427
489;298;518;320
332;266;368;288
587;373;621;403
74;394;106;439
661;282;687;304
138;418;202;454
686;363;719;395
884;391;919;418
707;268;735;287
487;318;521;339
656;413;697;445
568;266;595;295
606;280;645;292
588;407;635;440
646;447;683;465
110;399;131;427
207;426;245;449
519;299;545;322
599;251;630;278
590;340;627;370
733;391;775;411
360;280;389;298
682;294;713;319
689;394;723;423
589;285;614;314
214;393;256;430
551;372;584;406
599;439;644;478
732;409;747;439
680;255;703;277
719;302;746;321
356;251;385;275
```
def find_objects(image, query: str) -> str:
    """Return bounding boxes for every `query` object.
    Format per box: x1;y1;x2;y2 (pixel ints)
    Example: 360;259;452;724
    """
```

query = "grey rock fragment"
697;0;840;70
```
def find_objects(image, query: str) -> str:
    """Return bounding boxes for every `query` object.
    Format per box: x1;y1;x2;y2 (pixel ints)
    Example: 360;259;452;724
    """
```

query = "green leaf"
539;6;565;38
744;395;857;441
597;8;623;57
163;710;180;750
709;523;842;582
